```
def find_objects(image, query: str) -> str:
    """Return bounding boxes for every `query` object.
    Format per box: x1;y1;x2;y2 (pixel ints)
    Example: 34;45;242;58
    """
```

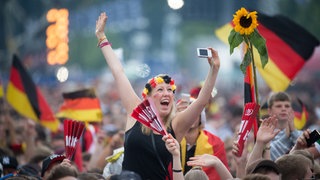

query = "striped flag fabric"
56;88;103;122
6;55;60;132
244;63;255;104
244;64;258;137
293;98;309;130
215;13;319;92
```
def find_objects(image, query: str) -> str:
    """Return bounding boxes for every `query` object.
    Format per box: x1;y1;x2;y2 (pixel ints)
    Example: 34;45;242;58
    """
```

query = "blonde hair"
185;166;209;180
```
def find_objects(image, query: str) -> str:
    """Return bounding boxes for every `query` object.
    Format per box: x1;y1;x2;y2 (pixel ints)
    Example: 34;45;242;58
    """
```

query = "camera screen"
199;49;208;56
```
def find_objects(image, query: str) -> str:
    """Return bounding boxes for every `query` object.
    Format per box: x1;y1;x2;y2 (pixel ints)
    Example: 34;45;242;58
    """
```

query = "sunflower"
233;8;258;35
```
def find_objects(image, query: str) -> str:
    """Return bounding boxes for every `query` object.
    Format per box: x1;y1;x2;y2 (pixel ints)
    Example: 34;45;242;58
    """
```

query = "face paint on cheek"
153;93;160;98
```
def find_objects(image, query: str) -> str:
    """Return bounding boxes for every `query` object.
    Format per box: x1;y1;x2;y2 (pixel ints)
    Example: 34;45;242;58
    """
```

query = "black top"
184;145;196;174
123;122;173;180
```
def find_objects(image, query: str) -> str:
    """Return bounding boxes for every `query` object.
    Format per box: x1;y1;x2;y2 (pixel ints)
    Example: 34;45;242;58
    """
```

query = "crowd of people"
1;11;320;180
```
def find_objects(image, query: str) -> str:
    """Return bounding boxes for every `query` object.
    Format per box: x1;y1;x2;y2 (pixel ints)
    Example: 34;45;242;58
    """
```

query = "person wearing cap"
176;94;228;180
0;156;18;176
41;154;71;180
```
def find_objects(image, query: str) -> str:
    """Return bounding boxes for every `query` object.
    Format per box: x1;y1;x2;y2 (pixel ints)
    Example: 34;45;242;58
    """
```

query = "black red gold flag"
244;64;258;136
293;98;309;130
6;55;60;132
56;88;103;122
215;13;319;92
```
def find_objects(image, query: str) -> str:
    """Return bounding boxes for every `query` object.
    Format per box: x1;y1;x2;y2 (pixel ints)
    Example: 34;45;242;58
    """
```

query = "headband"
142;74;176;98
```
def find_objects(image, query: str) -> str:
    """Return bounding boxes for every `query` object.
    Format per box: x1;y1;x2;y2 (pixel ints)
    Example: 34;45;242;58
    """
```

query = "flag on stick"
6;55;59;132
215;13;319;92
56;88;103;122
244;64;259;138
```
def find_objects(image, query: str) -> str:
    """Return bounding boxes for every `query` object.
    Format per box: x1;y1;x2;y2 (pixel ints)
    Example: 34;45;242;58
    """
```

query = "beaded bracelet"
99;41;112;48
97;36;106;47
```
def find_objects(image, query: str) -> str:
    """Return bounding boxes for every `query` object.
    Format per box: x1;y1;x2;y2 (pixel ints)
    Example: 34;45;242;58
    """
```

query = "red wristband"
99;41;112;48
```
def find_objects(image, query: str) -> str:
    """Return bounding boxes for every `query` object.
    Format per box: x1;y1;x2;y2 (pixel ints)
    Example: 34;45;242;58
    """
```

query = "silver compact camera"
197;48;212;58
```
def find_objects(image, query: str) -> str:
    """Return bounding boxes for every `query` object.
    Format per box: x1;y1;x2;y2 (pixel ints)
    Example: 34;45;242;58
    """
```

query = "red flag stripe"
59;98;101;110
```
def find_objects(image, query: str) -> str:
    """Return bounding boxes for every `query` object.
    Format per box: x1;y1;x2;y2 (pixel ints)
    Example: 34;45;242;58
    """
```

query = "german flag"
56;88;102;122
6;55;60;132
244;64;255;104
244;63;258;136
180;130;229;179
293;98;309;130
215;13;319;92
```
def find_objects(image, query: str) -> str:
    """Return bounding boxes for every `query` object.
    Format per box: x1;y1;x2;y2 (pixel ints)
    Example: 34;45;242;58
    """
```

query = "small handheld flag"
131;99;167;135
63;119;85;160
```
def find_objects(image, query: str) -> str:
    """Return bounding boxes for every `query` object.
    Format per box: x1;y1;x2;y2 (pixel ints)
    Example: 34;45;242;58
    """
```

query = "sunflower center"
240;16;252;28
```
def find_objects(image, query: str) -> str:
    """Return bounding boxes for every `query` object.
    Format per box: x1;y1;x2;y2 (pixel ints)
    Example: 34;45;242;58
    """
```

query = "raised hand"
187;154;219;167
257;115;280;144
207;48;220;71
95;12;108;39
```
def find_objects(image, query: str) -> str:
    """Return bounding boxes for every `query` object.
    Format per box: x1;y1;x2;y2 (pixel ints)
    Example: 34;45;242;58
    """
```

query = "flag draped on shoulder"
6;55;60;132
56;88;103;122
215;13;319;92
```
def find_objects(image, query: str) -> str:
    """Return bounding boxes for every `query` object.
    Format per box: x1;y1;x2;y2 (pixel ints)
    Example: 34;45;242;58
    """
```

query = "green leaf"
228;29;243;55
240;51;252;74
249;29;269;68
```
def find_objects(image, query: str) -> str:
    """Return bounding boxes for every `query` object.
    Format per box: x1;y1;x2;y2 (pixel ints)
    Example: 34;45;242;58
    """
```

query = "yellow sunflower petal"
232;7;259;36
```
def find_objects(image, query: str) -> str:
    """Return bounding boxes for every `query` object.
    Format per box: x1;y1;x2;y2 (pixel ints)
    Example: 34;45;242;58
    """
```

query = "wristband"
172;169;182;173
99;41;112;48
97;36;106;47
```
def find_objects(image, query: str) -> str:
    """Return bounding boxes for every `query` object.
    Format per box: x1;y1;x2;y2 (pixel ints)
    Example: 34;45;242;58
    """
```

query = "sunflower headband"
142;75;176;98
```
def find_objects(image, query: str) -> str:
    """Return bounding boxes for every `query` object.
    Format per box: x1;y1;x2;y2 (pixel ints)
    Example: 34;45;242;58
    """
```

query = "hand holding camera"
197;48;212;58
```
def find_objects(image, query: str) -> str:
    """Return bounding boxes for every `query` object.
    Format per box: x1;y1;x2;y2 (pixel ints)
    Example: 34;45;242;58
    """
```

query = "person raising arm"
95;12;220;180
